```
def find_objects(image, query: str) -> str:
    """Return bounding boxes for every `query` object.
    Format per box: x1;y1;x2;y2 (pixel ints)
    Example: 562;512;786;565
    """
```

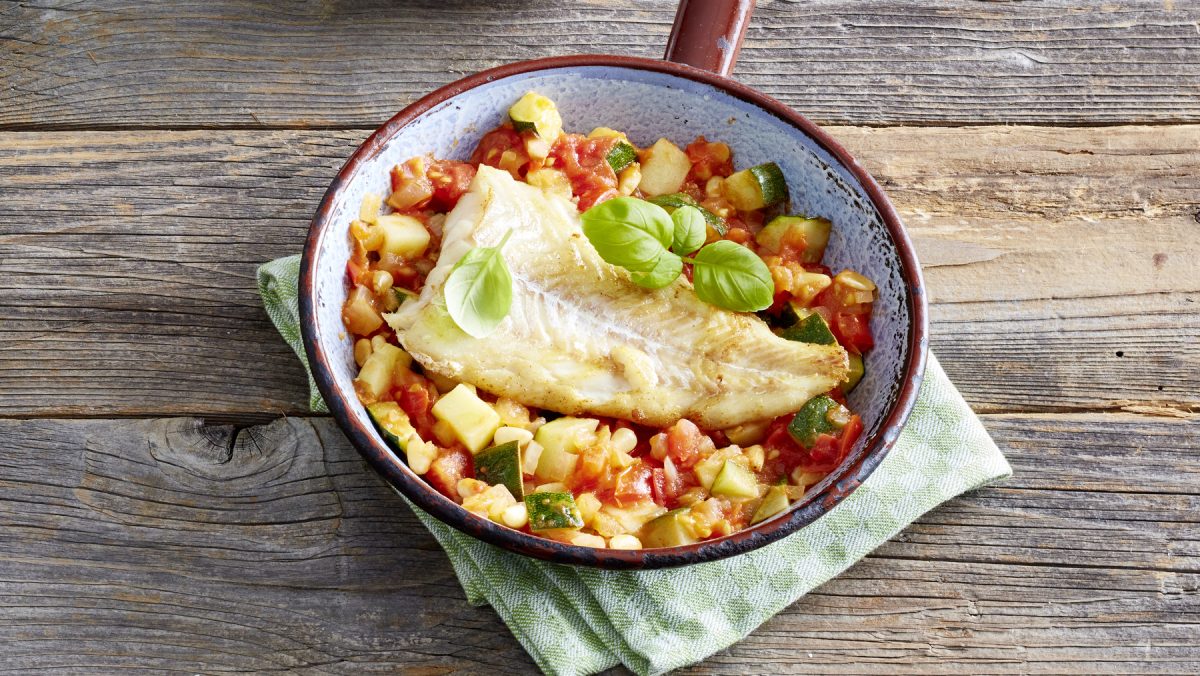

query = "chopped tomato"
777;225;810;264
798;434;841;473
469;126;523;167
551;133;619;211
398;382;438;440
650;468;668;506
685;137;733;181
425;448;473;502
834;312;874;354
426;160;476;211
811;284;874;354
839;415;864;460
665;419;711;469
388;158;434;211
613;464;654;506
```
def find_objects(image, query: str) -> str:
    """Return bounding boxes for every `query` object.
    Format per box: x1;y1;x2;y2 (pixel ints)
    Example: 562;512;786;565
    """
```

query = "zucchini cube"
430;383;501;453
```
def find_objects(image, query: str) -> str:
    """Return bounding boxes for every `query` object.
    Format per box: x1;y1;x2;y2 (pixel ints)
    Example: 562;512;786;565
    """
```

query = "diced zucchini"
525;491;584;531
508;91;563;140
724;162;788;211
605;141;638;173
474;441;523;499
640;508;699;548
755;216;831;262
710;459;759;499
646;193;727;234
533;417;598;482
376;214;431;257
367;401;435;474
842;352;865;393
430;383;501;453
751;485;790;524
787;395;848;448
692;446;742;490
724;419;770;446
366;401;417;452
354;342;405;399
781;312;837;345
637;138;691;196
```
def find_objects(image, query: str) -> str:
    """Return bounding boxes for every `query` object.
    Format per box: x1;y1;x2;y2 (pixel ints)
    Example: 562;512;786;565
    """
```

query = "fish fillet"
386;166;848;430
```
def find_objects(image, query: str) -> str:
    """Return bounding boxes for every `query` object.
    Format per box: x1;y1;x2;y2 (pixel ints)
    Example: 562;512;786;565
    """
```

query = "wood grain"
1;124;1195;417
2;0;1198;130
0;413;1194;673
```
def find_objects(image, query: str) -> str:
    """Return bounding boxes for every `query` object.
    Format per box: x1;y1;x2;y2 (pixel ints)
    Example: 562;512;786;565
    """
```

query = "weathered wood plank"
0;413;1195;672
2;125;1195;417
2;0;1198;129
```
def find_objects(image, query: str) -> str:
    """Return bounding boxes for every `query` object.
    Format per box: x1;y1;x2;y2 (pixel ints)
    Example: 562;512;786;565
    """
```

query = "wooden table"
2;1;1197;672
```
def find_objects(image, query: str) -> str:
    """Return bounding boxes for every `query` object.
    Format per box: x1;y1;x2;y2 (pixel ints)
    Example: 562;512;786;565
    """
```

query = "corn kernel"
353;338;373;367
406;439;436;475
608;534;643;550
370;270;394;296
609;427;638;455
501;503;529;528
457;478;489;500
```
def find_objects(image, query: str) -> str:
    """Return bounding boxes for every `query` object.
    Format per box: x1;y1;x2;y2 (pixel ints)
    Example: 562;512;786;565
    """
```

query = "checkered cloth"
259;255;1010;675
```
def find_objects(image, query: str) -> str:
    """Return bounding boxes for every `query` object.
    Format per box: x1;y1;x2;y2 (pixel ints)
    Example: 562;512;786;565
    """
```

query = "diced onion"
493;426;534;448
359;192;382;224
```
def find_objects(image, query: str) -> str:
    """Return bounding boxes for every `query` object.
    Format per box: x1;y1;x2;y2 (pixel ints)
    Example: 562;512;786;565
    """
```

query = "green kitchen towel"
259;255;1011;676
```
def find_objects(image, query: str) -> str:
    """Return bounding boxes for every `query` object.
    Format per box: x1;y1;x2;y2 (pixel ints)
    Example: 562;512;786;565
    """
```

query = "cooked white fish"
386;166;848;430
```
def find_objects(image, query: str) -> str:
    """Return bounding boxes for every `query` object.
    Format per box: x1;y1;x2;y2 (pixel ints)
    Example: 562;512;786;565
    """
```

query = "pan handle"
663;0;756;77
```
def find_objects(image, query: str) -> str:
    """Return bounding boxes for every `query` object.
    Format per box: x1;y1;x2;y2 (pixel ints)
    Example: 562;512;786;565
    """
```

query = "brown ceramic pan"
300;0;928;569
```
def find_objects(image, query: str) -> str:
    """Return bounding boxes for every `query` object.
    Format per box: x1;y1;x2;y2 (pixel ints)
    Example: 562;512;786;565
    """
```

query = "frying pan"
300;0;928;569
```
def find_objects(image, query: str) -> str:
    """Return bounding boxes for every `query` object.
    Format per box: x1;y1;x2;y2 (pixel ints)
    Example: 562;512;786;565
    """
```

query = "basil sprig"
581;198;774;312
443;230;514;338
580;197;674;272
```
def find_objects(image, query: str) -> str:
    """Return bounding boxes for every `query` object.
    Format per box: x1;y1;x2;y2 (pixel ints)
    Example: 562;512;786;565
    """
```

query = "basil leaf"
691;240;775;312
443;231;513;338
670;206;707;256
581;197;673;271
630;251;683;289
